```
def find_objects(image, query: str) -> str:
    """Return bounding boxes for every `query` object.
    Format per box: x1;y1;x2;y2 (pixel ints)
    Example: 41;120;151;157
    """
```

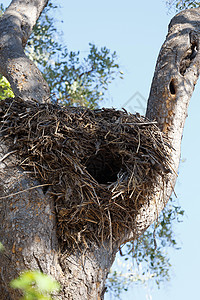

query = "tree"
0;1;199;299
0;3;183;297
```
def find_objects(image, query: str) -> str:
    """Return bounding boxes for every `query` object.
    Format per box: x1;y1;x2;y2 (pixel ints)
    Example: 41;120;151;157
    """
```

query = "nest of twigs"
0;98;172;248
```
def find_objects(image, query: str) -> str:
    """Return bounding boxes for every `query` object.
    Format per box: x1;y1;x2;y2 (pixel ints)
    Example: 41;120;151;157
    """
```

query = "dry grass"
0;98;173;249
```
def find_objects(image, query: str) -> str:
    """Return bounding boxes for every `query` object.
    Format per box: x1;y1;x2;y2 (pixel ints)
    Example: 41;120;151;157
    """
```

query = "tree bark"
138;7;200;237
0;0;50;102
0;2;200;299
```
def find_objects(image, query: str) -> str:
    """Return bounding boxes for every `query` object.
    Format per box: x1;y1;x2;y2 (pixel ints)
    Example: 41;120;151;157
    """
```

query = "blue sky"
2;1;200;299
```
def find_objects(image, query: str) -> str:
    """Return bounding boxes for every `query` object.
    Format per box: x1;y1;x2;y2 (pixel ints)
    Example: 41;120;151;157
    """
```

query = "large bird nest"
0;98;172;249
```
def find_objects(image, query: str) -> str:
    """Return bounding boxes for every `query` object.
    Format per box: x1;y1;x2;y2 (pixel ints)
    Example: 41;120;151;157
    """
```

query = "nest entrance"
0;98;172;249
85;150;122;184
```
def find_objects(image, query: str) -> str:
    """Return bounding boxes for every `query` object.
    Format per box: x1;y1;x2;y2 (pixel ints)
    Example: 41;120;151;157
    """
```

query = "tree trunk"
0;1;200;299
0;140;116;299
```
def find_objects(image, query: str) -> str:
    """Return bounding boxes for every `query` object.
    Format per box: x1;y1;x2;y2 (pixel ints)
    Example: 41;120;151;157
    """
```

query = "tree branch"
130;7;200;239
0;0;50;102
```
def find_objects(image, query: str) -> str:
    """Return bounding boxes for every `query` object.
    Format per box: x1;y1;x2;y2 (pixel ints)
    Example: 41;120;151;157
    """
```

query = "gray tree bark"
0;1;199;299
0;0;50;102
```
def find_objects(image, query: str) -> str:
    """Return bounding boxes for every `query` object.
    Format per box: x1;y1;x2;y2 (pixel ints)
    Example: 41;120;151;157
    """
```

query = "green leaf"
34;272;60;293
10;271;60;300
0;242;4;251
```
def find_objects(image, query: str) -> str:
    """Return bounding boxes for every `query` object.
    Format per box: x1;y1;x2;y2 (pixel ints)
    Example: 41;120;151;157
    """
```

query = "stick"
0;183;52;200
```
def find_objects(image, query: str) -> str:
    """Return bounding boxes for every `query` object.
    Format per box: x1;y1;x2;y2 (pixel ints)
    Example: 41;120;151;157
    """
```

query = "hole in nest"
169;79;176;95
42;185;49;195
85;150;122;184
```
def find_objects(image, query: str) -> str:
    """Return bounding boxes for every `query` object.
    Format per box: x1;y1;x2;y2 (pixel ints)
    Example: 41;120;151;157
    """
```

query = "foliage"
0;242;4;252
26;2;122;108
107;197;184;298
10;271;60;300
166;0;200;10
0;2;122;108
42;43;121;108
0;75;14;99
